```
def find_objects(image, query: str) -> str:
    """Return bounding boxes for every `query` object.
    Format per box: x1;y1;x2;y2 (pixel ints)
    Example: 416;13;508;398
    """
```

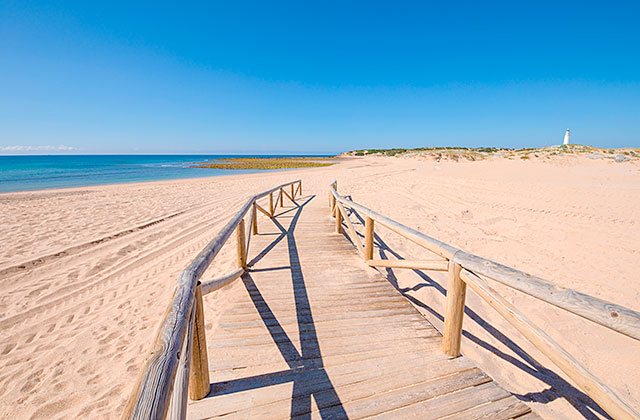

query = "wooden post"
279;188;284;207
291;183;295;198
443;260;466;357
364;217;375;260
335;206;343;233
251;203;258;235
236;219;247;269
169;302;195;419
331;183;337;216
189;283;210;400
299;181;302;195
269;193;274;216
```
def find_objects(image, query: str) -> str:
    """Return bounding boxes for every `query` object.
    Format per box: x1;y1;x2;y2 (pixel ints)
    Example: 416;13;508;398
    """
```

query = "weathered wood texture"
187;193;532;419
366;258;449;271
443;261;466;357
335;204;343;234
330;187;457;260
251;204;258;235
329;182;640;420
282;188;295;204
269;193;274;216
201;269;244;295
331;186;640;342
123;180;301;420
461;269;640;419
235;220;246;270
168;303;195;420
245;210;254;255
189;284;210;400
254;202;271;219
364;216;374;260
335;200;363;253
455;251;640;341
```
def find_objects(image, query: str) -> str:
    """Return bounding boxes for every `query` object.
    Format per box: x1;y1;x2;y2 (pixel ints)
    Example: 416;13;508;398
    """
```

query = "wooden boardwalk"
187;193;534;419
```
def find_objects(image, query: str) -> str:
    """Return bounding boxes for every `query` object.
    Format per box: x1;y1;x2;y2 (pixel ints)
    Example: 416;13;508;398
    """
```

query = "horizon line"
0;152;342;157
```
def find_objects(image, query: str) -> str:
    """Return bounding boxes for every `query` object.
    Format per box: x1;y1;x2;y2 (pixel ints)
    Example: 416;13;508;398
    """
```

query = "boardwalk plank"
438;395;532;419
187;193;533;419
374;382;515;419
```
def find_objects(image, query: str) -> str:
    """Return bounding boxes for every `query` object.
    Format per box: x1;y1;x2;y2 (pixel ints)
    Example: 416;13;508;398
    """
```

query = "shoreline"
0;154;337;194
0;164;337;196
0;170;252;195
0;170;263;196
3;151;637;195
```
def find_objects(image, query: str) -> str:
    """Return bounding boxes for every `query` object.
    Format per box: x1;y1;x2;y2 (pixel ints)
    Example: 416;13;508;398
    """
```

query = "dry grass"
195;157;335;170
344;145;640;163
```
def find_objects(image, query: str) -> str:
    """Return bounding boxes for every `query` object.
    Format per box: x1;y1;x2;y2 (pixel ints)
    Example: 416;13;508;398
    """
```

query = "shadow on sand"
339;205;610;420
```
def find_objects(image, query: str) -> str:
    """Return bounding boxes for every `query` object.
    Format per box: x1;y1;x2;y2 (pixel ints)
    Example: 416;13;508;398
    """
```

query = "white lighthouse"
563;128;570;145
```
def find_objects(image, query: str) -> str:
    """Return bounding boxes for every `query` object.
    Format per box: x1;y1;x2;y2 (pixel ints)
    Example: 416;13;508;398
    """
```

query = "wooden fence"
123;180;303;420
328;180;640;420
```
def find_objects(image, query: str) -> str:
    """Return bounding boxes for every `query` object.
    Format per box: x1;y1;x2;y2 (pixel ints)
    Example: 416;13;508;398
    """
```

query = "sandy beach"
1;155;639;419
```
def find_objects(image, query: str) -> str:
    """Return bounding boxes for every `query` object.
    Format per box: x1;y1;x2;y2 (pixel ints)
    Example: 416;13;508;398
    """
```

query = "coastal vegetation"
344;145;639;162
195;157;335;170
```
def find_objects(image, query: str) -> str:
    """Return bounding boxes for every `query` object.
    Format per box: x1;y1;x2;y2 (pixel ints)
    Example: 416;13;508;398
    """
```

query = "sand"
0;156;638;418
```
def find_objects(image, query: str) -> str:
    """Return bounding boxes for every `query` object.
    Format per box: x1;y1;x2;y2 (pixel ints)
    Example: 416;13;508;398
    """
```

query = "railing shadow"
344;207;610;420
209;194;348;419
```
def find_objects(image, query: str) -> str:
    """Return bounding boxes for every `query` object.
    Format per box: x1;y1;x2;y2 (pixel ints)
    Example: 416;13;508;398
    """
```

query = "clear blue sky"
1;1;639;154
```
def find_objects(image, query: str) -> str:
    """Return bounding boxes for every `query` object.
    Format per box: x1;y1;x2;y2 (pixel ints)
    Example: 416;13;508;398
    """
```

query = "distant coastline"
193;156;335;170
341;145;640;162
0;154;333;193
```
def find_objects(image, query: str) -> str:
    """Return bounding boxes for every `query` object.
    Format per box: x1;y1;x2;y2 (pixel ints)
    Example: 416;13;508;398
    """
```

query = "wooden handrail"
329;187;458;260
329;183;640;341
201;268;244;295
245;209;254;256
168;300;195;419
454;251;640;341
123;180;301;420
328;181;640;419
460;269;639;420
334;200;364;254
366;258;448;271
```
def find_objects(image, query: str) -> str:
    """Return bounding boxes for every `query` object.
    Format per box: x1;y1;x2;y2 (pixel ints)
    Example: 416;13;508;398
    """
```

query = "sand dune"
0;156;638;418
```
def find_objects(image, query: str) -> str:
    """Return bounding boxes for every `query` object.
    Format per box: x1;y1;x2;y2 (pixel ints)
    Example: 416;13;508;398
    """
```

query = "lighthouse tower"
563;128;570;145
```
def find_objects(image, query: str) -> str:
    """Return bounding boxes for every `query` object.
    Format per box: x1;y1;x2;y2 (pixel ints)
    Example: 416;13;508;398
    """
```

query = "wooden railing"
328;181;640;419
123;180;303;420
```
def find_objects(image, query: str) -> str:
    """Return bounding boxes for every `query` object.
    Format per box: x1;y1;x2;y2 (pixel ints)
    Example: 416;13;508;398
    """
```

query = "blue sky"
1;1;639;154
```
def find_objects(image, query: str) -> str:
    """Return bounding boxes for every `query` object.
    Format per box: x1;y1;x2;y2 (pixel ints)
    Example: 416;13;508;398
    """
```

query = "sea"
0;155;319;193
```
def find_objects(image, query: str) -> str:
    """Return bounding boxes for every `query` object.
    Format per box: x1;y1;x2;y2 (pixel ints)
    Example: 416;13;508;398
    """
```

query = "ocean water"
0;155;313;193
